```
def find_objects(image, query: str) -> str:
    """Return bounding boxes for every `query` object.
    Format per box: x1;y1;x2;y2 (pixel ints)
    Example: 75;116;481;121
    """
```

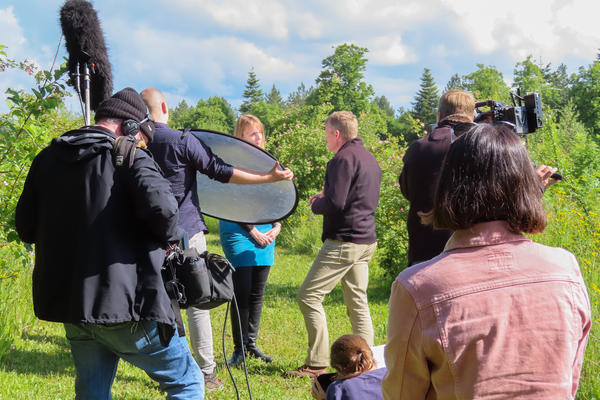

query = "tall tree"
543;63;571;111
169;100;193;129
570;61;600;136
444;73;464;92
286;82;312;107
171;97;235;133
374;95;395;118
513;56;570;112
266;84;284;108
310;43;374;116
412;68;439;128
240;68;263;113
513;56;546;95
461;64;510;103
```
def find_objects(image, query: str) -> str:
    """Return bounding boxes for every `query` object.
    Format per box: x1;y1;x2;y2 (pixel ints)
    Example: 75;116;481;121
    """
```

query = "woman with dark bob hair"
383;123;591;399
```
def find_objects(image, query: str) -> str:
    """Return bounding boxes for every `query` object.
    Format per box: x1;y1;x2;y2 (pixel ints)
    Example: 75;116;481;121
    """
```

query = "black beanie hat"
94;87;155;141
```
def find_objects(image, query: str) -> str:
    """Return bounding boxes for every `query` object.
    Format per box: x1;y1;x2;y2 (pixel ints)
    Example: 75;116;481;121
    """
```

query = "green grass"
0;222;392;399
0;216;598;399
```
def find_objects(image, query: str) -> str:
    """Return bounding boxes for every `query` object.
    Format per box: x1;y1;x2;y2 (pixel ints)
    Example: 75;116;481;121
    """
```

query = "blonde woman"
220;114;281;365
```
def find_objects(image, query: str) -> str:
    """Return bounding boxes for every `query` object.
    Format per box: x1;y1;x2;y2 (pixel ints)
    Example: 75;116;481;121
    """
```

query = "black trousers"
230;266;271;350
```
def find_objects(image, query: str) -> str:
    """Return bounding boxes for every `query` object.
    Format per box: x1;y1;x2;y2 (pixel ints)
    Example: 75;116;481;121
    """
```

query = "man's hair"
330;334;375;380
326;111;358;140
438;89;475;123
428;123;546;234
234;114;265;148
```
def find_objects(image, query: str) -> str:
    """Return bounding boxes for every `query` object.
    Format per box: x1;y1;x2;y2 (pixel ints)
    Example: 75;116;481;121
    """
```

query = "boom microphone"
60;0;113;111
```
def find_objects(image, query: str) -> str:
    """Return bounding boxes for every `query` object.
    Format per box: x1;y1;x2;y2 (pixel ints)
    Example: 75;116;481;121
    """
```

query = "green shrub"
266;103;333;201
0;44;74;360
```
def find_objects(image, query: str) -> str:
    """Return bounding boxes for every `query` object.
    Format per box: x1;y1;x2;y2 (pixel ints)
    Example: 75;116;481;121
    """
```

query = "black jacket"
399;124;453;265
311;138;381;244
16;126;181;325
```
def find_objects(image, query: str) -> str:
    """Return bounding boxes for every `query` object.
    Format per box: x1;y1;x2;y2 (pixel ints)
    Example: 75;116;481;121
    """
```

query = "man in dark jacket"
399;89;475;266
289;111;382;378
141;88;293;390
15;88;204;399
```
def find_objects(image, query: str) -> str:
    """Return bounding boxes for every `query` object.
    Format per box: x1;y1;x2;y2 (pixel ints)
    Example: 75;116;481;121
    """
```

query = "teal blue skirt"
218;220;275;267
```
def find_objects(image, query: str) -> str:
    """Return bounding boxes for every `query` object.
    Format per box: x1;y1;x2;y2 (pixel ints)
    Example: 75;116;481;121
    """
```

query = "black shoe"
228;349;245;366
246;345;273;363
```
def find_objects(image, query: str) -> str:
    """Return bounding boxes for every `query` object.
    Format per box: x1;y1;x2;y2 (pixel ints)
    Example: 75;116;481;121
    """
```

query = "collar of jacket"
444;221;530;252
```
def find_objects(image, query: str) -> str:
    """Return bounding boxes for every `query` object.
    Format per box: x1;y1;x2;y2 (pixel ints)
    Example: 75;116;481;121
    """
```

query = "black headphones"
121;113;153;137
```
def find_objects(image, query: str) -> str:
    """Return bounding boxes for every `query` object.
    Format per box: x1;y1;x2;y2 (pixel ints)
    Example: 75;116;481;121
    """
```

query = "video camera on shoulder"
474;89;543;135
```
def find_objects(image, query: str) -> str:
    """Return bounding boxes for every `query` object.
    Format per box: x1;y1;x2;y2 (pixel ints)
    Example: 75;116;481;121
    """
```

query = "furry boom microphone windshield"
60;0;113;111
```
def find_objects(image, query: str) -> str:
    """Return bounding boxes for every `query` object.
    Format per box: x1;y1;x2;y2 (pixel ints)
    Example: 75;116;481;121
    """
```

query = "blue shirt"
218;220;276;267
326;368;386;400
148;123;234;236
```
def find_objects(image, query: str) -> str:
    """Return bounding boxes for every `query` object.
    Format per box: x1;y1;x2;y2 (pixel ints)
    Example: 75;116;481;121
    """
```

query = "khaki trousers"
297;239;376;366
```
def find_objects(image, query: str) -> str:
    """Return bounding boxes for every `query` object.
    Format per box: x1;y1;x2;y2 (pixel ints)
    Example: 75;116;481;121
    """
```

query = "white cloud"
441;0;600;63
368;35;418;65
174;0;291;40
0;7;26;58
104;20;315;97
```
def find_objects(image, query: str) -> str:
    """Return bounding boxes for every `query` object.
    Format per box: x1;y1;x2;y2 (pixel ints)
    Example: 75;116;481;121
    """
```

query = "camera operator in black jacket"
15;88;204;399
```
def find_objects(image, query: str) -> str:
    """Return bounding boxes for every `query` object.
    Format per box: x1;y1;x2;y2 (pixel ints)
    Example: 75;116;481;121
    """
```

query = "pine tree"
266;84;284;107
240;68;264;113
412;68;439;127
444;73;464;92
286;82;312;107
374;95;395;118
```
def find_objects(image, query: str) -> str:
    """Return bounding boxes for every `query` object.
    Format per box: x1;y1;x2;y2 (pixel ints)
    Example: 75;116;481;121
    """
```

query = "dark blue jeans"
64;320;203;399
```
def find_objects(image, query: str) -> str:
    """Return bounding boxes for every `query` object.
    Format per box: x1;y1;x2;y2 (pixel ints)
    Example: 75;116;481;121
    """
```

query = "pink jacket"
383;221;591;400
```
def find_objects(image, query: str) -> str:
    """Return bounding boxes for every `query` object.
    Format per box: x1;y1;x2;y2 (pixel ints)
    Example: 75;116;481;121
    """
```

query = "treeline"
169;44;600;146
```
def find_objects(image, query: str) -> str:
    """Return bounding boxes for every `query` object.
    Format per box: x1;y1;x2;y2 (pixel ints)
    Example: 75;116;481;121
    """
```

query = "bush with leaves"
521;104;600;398
357;111;409;277
266;103;333;201
0;44;75;360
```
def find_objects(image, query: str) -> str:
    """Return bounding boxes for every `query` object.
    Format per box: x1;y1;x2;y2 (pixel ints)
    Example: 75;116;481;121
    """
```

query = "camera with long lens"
474;89;543;135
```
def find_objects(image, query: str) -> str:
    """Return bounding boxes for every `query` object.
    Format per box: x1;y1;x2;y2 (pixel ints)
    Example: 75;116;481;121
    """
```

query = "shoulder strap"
113;135;147;168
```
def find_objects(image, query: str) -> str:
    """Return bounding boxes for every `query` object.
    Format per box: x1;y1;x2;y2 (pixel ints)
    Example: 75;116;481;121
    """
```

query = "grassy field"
0;217;598;399
0;222;392;400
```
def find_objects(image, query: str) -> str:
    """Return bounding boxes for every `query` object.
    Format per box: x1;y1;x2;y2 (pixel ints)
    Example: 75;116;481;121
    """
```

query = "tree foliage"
512;56;570;113
170;97;235;133
570;61;600;136
461;64;510;103
444;73;465;92
240;68;264;114
310;44;374;115
266;84;284;108
286;82;312;107
374;95;395;118
411;68;439;128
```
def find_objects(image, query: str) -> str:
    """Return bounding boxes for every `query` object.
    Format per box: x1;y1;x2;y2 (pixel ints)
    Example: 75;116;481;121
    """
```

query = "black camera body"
475;90;543;135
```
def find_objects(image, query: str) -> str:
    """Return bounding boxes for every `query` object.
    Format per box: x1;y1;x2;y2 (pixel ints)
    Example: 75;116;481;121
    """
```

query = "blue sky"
1;0;600;116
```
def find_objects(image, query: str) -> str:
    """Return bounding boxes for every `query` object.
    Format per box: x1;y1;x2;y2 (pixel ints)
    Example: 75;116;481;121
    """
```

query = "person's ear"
161;102;168;115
